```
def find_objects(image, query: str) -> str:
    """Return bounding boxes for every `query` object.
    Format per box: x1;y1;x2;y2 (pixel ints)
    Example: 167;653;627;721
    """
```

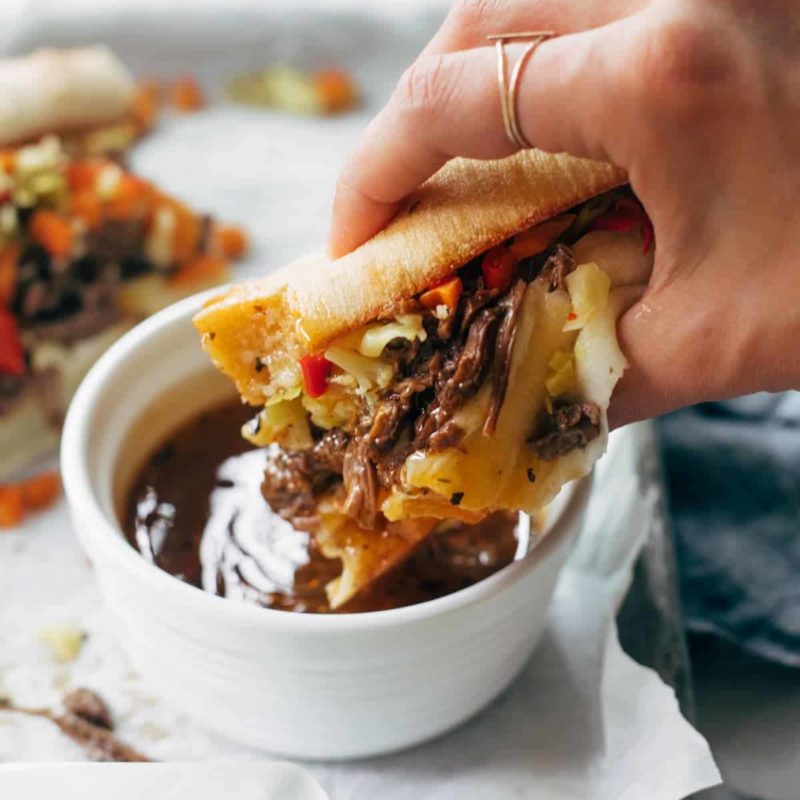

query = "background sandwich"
196;150;654;604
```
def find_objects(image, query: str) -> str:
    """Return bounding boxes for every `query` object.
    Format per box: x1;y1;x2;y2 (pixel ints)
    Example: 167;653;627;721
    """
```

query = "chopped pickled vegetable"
132;80;160;130
0;309;25;374
509;215;575;260
39;625;85;663
419;277;462;310
358;314;427;357
0;484;24;528
300;353;333;398
20;471;61;511
481;246;518;291
169;254;228;286
213;224;249;259
29;209;73;258
0;243;18;308
324;347;392;392
313;69;359;113
591;197;653;255
227;65;360;116
564;262;610;331
243;398;313;449
545;350;576;397
170;76;205;112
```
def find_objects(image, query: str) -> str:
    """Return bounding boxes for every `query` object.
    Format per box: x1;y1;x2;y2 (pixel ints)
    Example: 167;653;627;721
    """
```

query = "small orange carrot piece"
29;210;73;259
20;471;61;511
213;224;248;259
509;215;575;260
66;161;103;193
71;191;102;228
0;244;19;309
419;277;463;311
132;80;160;130
170;254;228;286
0;484;24;528
0;150;15;173
106;173;151;219
171;76;205;112
313;69;358;113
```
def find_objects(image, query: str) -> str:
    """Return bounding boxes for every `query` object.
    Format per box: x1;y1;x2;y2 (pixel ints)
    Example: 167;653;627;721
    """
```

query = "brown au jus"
125;401;524;614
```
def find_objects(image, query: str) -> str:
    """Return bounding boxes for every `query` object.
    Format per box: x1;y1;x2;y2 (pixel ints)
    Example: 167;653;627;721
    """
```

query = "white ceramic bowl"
61;292;591;761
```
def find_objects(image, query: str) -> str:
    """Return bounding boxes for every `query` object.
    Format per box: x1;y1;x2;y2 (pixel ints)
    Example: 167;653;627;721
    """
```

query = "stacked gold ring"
487;31;555;150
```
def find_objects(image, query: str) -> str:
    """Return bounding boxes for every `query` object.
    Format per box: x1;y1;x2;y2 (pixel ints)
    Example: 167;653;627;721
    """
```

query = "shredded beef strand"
261;430;350;526
528;401;601;461
342;439;379;529
63;688;113;730
538;243;576;292
483;279;527;437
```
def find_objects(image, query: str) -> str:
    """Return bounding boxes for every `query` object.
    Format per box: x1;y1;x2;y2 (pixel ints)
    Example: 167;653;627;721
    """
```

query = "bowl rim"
61;291;591;633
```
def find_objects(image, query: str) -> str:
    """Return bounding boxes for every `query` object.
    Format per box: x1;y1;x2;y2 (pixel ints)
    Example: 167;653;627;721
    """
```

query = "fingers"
330;16;643;257
422;0;647;57
608;281;735;428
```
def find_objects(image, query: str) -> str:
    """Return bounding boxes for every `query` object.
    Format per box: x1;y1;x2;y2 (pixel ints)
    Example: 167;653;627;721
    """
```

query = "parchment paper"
0;2;721;797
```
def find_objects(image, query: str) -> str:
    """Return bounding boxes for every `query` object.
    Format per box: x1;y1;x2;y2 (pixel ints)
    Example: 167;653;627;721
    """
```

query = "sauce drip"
124;401;526;613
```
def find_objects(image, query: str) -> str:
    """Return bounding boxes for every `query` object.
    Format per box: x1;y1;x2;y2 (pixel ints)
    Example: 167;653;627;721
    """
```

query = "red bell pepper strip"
480;246;518;291
0;310;25;375
299;353;332;398
590;197;654;255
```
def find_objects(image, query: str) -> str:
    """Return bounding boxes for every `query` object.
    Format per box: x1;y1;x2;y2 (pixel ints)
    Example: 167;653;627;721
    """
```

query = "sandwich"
0;45;149;155
0;136;247;479
195;150;653;606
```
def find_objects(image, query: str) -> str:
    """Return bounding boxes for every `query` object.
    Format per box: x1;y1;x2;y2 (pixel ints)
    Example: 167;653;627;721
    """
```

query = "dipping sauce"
124;401;528;613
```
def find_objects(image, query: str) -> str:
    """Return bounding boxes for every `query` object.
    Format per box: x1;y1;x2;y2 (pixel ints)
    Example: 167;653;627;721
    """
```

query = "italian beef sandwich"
195;150;653;601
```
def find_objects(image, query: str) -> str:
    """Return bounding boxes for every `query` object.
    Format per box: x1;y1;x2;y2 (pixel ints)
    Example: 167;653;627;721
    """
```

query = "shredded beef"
261;429;350;525
86;219;146;266
538;243;576;292
528;401;601;460
261;232;590;528
342;439;379;529
414;305;501;451
63;688;113;730
368;368;435;454
484;279;527;436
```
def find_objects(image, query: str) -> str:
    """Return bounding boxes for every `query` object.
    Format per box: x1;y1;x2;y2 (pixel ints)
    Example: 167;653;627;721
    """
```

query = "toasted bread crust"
194;150;625;405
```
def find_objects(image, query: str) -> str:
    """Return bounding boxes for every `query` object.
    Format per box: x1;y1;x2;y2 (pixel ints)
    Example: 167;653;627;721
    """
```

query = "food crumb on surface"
38;625;86;663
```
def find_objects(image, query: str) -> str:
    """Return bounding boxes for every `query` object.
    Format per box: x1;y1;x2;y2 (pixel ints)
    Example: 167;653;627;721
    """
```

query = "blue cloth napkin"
658;393;800;667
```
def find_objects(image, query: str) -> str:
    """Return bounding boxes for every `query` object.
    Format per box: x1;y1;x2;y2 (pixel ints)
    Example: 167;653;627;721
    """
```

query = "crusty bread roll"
197;151;625;407
0;46;134;147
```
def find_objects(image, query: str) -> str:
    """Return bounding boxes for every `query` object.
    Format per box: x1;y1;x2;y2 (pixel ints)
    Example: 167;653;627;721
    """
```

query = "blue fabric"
658;393;800;667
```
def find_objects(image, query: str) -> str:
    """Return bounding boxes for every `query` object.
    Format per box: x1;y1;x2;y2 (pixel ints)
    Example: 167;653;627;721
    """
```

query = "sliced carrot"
509;214;575;260
170;76;205;112
71;191;102;228
212;224;248;260
170;254;228;286
0;484;24;528
20;471;61;511
132;80;160;131
313;69;359;113
0;150;16;173
106;173;151;219
28;210;73;259
419;276;463;310
66;161;103;193
0;243;19;309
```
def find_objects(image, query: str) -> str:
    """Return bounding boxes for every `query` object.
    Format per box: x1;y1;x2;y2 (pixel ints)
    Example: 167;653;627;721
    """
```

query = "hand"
328;0;800;426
